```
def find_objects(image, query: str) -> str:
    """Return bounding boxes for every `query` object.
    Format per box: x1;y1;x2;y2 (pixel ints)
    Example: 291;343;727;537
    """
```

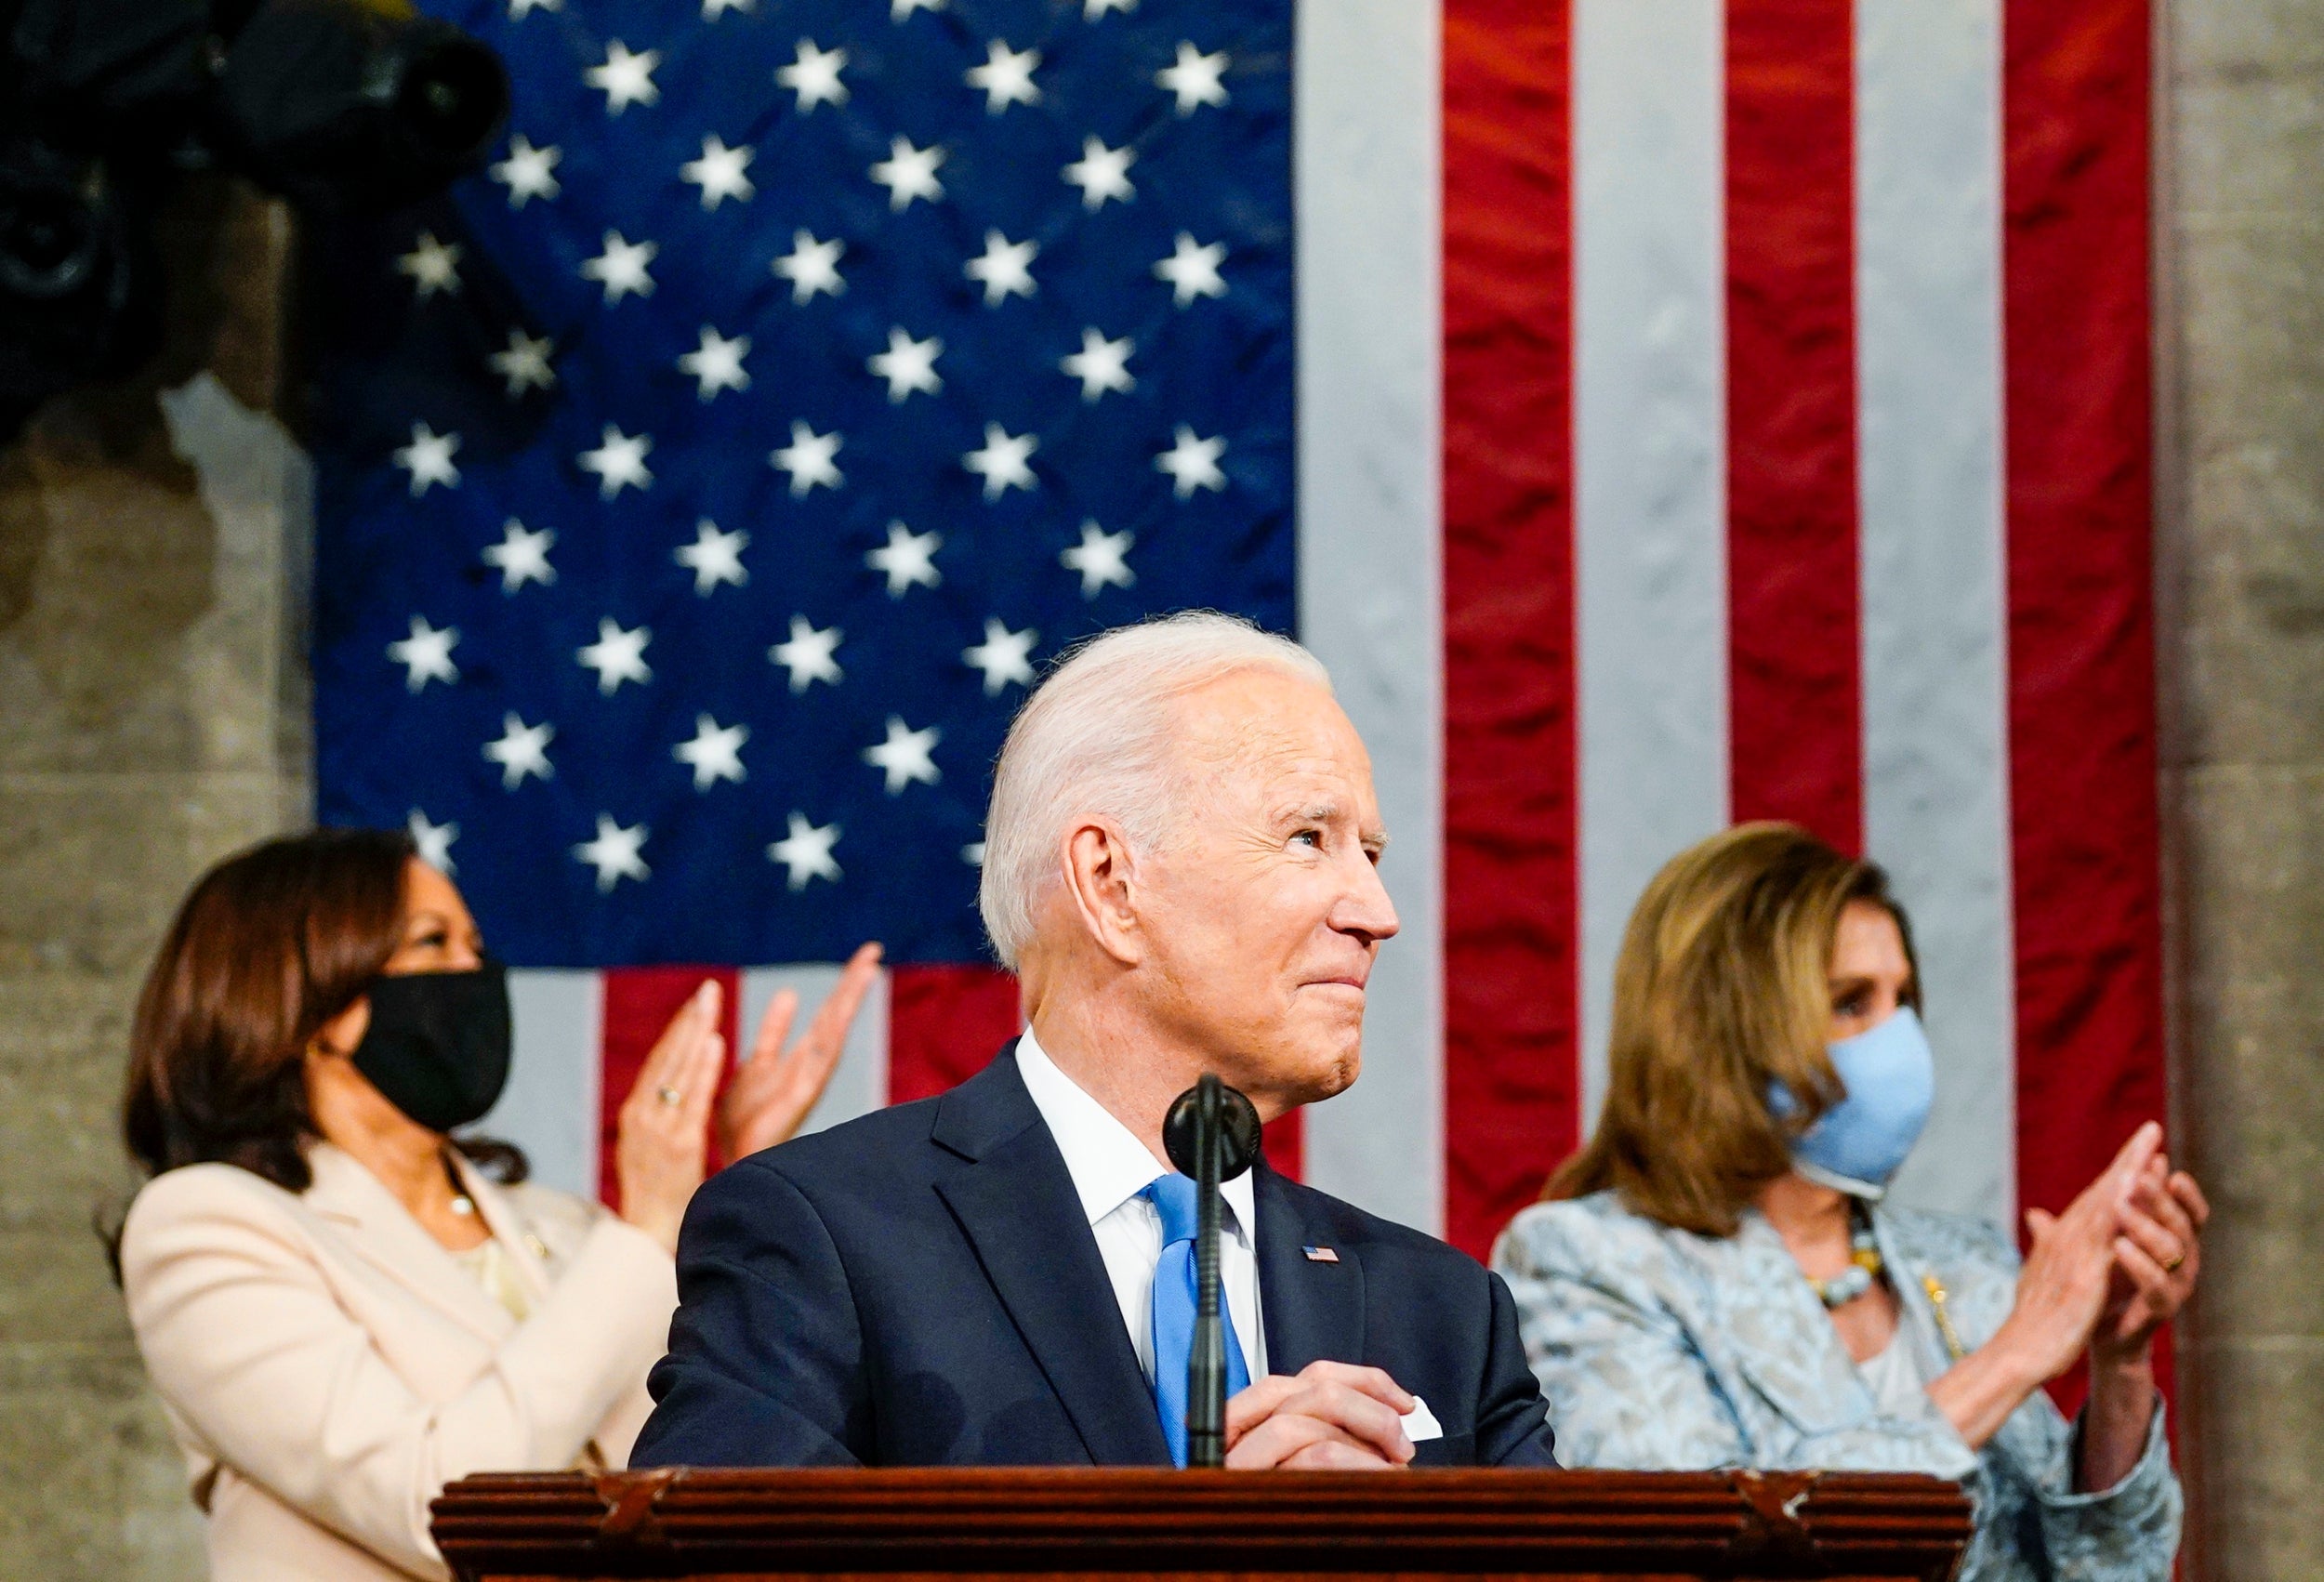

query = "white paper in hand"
1400;1396;1444;1443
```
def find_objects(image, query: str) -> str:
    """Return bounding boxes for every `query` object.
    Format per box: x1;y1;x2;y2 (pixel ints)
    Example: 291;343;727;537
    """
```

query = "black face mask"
350;958;512;1133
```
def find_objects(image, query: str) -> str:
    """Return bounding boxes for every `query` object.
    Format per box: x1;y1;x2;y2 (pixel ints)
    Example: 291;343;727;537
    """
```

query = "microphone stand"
1163;1074;1261;1470
1187;1076;1228;1468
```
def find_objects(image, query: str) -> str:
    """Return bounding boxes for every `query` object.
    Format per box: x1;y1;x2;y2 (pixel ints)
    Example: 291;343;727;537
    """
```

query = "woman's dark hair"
121;827;526;1193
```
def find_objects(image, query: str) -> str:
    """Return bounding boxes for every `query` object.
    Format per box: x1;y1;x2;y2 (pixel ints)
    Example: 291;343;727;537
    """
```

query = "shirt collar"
1016;1029;1258;1242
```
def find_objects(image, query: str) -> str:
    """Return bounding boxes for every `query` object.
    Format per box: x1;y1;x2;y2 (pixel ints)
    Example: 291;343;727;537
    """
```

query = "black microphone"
1162;1075;1262;1469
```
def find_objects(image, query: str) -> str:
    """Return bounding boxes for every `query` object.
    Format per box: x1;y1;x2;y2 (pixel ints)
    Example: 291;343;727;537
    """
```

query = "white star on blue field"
310;0;1294;967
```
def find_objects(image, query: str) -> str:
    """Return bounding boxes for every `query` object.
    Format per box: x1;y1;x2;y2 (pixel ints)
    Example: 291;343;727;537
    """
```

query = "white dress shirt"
1014;1030;1268;1385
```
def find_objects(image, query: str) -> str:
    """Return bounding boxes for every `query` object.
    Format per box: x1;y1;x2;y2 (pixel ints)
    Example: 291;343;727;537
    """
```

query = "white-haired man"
635;613;1558;1469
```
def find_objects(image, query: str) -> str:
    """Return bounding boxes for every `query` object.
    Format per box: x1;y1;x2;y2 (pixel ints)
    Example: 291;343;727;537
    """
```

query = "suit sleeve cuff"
2034;1394;2183;1578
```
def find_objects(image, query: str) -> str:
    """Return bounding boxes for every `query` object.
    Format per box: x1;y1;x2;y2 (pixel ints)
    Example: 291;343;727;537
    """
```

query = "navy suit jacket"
632;1046;1558;1468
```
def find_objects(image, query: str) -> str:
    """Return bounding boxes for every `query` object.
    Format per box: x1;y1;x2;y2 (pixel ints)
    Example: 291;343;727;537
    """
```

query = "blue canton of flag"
310;0;1294;968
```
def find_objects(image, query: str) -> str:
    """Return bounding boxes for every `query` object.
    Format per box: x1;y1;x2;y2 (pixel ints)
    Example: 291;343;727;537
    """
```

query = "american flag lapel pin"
1302;1246;1339;1263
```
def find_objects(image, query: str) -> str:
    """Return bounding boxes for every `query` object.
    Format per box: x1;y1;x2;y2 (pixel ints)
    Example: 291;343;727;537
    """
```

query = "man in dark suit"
634;614;1558;1470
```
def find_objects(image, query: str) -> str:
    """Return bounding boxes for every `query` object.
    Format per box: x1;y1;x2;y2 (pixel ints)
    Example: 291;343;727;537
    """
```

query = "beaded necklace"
1805;1205;1884;1309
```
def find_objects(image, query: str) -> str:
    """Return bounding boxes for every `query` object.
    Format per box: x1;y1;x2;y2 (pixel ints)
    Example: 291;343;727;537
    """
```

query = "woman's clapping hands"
1998;1123;2162;1384
1929;1119;2204;1472
614;943;882;1253
2087;1142;2208;1366
2002;1120;2207;1383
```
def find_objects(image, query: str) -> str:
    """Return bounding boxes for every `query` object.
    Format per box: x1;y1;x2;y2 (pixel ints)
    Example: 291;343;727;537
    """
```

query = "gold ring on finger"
656;1086;683;1107
2163;1252;2185;1272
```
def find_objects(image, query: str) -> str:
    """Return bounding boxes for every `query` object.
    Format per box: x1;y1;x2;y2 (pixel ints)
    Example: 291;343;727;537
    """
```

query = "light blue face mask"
1770;1006;1935;1200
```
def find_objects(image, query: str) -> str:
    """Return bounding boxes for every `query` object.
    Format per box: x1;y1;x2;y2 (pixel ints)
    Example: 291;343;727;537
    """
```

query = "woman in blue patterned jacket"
1494;824;2203;1582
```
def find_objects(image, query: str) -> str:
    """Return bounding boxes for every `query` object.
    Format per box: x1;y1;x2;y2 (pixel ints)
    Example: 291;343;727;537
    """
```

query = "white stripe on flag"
1855;0;2014;1226
740;965;891;1140
1573;0;1731;1128
1292;0;1444;1233
488;969;602;1199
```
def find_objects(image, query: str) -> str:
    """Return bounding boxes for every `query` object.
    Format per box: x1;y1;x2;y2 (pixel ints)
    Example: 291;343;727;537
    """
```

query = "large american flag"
312;0;2163;1294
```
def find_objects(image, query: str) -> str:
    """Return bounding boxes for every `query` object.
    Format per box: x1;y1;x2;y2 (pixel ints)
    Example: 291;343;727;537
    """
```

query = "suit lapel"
1715;1211;1872;1434
931;1049;1171;1467
455;1157;556;1311
1253;1164;1366;1375
302;1143;514;1343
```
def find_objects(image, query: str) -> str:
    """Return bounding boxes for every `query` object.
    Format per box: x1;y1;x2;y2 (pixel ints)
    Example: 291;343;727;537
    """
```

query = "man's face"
1129;669;1399;1114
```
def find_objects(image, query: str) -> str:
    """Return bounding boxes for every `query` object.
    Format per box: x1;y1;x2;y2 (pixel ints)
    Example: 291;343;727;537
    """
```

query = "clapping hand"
2089;1147;2208;1365
614;942;882;1253
613;980;727;1253
2007;1120;2207;1377
2072;1127;2204;1491
718;942;884;1163
1921;1119;2202;1468
1999;1123;2163;1385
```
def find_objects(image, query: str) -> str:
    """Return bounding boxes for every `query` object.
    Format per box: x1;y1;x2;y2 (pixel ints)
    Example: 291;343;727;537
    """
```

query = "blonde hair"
977;612;1330;969
1546;822;1918;1236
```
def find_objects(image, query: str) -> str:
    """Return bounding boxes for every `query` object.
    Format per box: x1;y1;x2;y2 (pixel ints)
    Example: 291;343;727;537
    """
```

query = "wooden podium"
432;1468;1970;1582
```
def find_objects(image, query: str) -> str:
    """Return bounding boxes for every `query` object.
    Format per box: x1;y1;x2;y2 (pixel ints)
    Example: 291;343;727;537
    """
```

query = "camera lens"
0;183;99;297
396;38;508;163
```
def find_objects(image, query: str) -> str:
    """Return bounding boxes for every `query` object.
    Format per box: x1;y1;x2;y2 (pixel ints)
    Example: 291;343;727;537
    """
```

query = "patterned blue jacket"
1493;1192;2179;1582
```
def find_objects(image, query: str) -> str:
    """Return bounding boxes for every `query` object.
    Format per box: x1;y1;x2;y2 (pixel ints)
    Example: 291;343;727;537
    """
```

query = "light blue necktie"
1142;1172;1251;1468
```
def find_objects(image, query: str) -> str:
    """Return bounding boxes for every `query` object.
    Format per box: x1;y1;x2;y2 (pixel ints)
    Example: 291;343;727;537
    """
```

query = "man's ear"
1061;819;1145;967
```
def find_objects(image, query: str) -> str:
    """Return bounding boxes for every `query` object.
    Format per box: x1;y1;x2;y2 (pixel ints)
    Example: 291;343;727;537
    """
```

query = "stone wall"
0;178;309;1579
2160;4;2324;1579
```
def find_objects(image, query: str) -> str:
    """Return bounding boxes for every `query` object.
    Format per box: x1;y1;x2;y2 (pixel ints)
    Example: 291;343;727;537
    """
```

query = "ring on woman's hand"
2163;1252;2185;1273
656;1086;683;1107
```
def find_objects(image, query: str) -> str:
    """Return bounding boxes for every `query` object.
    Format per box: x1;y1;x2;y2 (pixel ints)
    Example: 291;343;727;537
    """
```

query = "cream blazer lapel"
301;1143;513;1345
451;1154;560;1312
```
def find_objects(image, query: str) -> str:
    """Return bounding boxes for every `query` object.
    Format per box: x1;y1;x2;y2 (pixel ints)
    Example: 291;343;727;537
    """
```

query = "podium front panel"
433;1467;1969;1582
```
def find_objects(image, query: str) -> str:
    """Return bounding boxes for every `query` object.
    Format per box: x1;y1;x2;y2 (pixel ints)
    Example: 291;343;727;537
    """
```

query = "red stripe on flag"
1442;0;1578;1259
2002;0;2170;1415
1723;0;1864;852
888;963;1023;1106
1261;1111;1302;1181
598;966;740;1209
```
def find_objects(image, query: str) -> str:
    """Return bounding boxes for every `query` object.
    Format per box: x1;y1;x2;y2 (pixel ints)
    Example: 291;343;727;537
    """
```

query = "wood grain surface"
432;1466;1970;1581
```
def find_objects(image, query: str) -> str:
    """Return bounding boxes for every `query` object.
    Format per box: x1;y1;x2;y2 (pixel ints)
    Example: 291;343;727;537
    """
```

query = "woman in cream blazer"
115;829;879;1582
123;1142;669;1582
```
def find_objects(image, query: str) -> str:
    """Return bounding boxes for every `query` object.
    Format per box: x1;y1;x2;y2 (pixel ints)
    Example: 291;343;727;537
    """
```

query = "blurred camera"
0;0;508;435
